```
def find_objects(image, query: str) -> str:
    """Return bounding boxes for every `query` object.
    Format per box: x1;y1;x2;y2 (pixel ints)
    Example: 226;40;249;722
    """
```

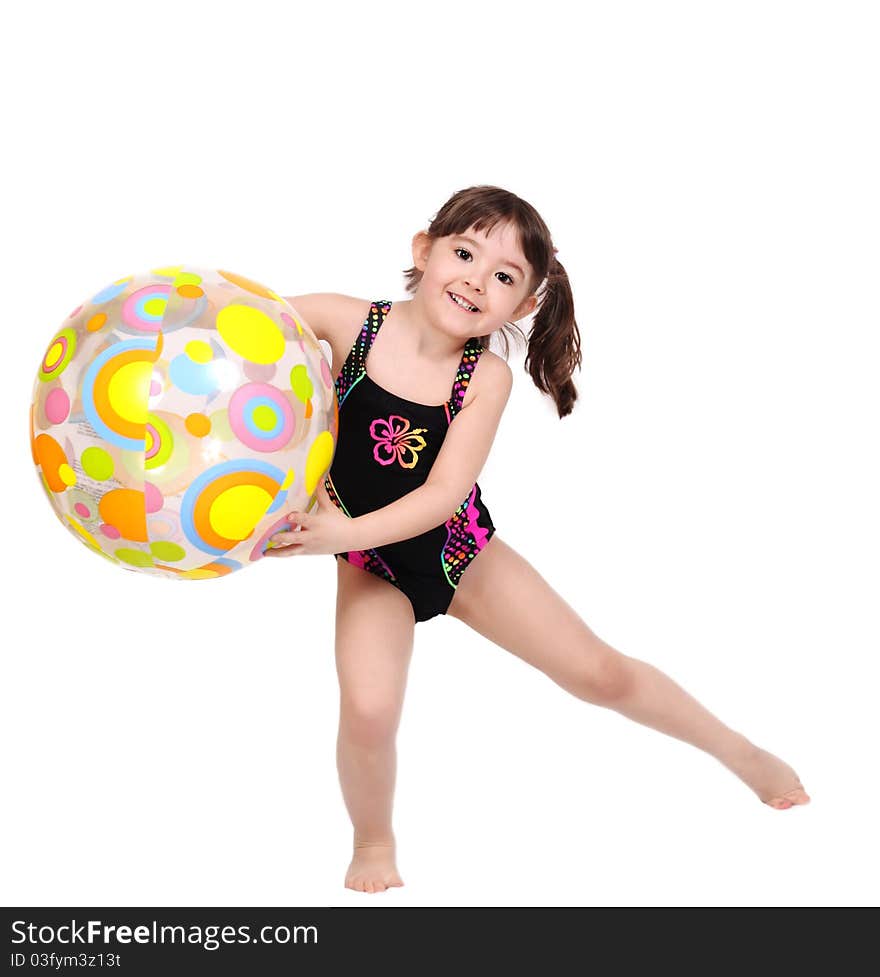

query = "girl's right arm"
283;293;370;379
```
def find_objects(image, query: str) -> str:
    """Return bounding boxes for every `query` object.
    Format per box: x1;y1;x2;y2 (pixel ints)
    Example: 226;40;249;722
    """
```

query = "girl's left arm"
267;357;513;555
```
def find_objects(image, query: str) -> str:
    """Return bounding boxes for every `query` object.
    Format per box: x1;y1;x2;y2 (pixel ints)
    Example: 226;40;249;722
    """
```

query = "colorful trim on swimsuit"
335;301;392;408
441;484;493;588
448;342;483;418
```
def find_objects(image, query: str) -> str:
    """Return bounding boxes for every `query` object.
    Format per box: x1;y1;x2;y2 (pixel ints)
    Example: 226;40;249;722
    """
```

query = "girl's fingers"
270;532;298;545
265;541;304;556
315;481;333;508
285;510;305;526
265;547;298;558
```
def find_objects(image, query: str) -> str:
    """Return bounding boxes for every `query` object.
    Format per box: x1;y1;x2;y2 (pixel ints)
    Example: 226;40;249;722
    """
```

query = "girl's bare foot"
345;840;404;893
725;743;811;809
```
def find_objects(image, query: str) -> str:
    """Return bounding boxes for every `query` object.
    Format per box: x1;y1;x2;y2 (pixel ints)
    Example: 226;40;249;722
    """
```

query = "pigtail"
525;255;582;418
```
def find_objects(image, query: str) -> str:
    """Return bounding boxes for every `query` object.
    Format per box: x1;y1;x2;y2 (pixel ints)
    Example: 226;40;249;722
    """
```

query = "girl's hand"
263;480;357;558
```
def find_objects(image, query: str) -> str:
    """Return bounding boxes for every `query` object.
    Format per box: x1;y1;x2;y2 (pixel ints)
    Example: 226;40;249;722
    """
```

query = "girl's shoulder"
283;292;371;346
471;348;513;402
283;293;380;384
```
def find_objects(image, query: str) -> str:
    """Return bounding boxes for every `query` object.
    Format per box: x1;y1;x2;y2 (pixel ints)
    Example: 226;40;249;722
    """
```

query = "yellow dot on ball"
209;484;274;540
184;567;220;579
305;430;334;494
45;341;65;370
143;297;167;318
185;340;213;363
252;404;277;431
173;271;203;287
107;360;152;426
216;304;285;364
58;464;77;487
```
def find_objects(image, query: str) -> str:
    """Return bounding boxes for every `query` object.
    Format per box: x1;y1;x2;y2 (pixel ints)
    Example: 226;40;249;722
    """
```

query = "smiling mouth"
447;291;480;313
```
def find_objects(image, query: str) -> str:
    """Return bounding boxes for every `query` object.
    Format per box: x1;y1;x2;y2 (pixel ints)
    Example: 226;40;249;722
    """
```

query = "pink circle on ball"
150;379;162;396
320;356;332;388
229;382;295;452
121;283;170;332
144;481;163;514
45;387;70;424
100;524;121;539
74;502;90;518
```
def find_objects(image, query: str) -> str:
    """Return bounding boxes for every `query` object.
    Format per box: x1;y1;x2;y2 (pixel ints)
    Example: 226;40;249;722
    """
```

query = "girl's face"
412;222;538;336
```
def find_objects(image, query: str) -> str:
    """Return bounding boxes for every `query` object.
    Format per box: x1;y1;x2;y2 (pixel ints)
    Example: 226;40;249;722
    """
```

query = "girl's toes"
767;798;793;809
782;786;811;804
765;788;810;809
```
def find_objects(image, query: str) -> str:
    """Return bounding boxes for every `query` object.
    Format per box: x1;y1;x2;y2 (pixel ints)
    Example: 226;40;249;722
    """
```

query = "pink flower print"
370;414;428;468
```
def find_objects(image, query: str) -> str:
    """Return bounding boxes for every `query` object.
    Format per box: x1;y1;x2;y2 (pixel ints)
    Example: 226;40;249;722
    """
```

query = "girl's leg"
447;536;809;809
334;556;416;892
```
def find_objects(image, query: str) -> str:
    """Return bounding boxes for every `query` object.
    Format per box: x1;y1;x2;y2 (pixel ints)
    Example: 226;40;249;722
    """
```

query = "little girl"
265;184;811;893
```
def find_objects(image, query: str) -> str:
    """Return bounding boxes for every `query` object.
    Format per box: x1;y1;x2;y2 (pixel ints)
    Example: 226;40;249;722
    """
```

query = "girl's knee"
339;695;402;746
569;647;633;704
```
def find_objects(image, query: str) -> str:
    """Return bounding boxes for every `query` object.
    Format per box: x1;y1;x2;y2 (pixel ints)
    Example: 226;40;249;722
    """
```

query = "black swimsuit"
324;299;496;623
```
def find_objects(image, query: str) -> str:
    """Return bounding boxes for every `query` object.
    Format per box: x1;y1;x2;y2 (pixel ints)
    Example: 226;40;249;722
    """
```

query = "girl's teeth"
449;292;477;312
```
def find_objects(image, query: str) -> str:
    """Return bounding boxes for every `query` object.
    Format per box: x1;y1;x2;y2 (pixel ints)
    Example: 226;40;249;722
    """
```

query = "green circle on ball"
290;364;314;403
150;541;186;562
81;446;114;481
115;548;154;568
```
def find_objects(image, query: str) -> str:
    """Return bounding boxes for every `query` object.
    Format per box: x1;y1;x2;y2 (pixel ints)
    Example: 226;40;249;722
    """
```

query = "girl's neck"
392;298;470;362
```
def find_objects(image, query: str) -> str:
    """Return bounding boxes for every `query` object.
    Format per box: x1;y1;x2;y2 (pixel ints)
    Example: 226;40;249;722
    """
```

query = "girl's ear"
412;230;433;270
514;294;539;321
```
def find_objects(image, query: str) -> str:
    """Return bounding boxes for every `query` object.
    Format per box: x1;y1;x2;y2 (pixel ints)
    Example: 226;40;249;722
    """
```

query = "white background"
2;0;877;908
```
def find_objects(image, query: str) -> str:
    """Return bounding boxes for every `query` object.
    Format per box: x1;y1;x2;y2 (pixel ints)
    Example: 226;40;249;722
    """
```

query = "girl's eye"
454;247;514;285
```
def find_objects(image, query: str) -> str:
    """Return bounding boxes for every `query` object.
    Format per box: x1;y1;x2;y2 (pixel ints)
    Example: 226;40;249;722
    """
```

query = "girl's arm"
350;356;513;550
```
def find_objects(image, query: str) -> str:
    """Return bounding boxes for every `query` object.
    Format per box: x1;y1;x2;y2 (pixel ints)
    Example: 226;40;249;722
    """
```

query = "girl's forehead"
459;222;518;243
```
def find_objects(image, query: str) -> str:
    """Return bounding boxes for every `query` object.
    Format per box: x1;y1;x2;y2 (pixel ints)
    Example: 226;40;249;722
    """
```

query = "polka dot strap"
335;299;392;406
448;337;486;419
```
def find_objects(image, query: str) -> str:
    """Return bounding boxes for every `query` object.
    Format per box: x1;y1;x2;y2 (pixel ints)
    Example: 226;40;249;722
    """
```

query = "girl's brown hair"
402;185;582;418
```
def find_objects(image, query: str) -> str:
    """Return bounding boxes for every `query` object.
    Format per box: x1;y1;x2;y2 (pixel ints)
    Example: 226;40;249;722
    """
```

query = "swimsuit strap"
448;336;486;419
336;299;392;405
335;298;486;415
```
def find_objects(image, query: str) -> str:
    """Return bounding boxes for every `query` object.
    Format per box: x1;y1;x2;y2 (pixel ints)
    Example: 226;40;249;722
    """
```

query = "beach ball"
30;265;338;580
